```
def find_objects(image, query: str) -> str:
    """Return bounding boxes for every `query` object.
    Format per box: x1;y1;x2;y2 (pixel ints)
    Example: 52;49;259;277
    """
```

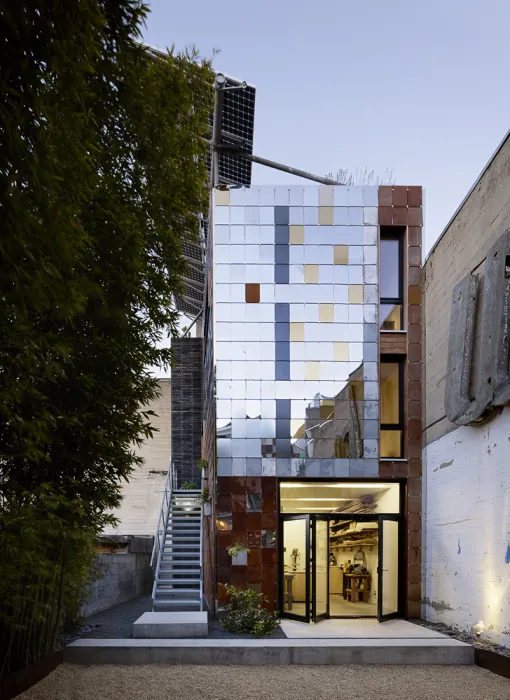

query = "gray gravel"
18;663;510;700
63;595;285;640
415;618;510;658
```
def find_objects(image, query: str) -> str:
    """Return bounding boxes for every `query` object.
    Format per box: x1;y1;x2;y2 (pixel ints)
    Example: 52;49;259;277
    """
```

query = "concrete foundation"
133;612;208;639
65;637;474;665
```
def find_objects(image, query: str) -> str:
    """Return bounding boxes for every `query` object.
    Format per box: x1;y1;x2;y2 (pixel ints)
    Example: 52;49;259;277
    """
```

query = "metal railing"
150;461;175;605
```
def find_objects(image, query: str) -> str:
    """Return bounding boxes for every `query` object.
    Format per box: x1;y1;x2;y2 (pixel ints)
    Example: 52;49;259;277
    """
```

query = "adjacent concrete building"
423;129;510;647
104;378;171;537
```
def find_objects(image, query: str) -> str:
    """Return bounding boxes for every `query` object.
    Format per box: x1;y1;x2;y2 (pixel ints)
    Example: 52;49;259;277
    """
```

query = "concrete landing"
65;637;474;666
280;619;446;639
133;612;208;638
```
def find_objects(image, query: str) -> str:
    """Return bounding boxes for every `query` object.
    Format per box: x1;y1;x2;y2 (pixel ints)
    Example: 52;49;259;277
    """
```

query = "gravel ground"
18;663;510;700
60;595;285;641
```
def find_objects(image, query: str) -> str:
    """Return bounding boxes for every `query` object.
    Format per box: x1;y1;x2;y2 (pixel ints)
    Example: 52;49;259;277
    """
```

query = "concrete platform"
280;618;447;639
65;637;474;666
133;612;208;638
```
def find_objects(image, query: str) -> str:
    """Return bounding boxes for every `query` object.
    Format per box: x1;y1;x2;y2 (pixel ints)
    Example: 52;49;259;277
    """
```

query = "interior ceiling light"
280;483;389;489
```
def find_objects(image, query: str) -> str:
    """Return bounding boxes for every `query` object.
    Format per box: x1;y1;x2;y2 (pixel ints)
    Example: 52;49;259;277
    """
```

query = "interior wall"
283;519;306;571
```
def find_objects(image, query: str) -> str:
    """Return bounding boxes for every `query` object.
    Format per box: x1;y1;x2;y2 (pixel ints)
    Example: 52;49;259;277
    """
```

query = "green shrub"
221;585;279;637
181;482;197;490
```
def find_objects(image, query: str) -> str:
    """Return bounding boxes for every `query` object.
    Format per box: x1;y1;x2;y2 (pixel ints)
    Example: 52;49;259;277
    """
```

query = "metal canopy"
174;74;256;318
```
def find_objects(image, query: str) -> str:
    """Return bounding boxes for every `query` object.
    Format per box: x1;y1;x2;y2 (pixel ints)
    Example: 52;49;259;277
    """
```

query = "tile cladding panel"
213;186;379;478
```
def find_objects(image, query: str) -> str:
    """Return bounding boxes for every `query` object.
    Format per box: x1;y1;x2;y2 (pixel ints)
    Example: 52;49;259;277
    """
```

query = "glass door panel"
281;516;310;622
312;516;329;621
378;517;400;621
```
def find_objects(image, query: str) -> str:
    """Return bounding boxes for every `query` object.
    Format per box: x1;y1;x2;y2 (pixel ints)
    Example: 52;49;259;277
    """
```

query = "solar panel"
175;74;256;317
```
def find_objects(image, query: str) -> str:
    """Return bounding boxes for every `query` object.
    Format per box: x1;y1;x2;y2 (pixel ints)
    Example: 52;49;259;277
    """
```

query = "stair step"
157;581;200;587
155;588;200;595
153;600;201;608
162;544;200;549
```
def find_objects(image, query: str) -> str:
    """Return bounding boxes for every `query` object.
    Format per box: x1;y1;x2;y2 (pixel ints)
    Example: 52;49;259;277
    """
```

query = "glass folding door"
377;516;401;621
312;516;329;621
281;516;310;622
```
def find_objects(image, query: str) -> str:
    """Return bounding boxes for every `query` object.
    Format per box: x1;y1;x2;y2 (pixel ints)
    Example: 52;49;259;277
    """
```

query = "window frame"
380;227;405;331
380;355;405;458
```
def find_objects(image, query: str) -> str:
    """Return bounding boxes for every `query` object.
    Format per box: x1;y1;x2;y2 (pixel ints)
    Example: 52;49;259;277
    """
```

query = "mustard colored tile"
334;342;349;361
290;322;305;342
348;284;363;304
304;264;319;283
334;245;349;265
319;303;334;323
215;188;230;205
290;225;304;245
319;206;334;225
305;361;320;381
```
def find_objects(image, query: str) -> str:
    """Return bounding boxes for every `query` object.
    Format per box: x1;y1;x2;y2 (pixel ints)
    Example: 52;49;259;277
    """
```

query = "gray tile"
276;439;292;457
275;322;290;341
364;439;379;459
363;225;378;245
275;225;289;244
275;302;290;322
274;206;289;225
291;458;306;476
305;459;321;476
276;458;291;476
364;265;378;284
275;264;289;284
349;459;364;477
275;362;290;381
364;420;379;438
363;342;378;361
217;458;232;476
334;459;350;477
275;341;290;362
363;401;379;420
364;382;379;400
320;459;335;477
363;459;379;477
261;457;276;476
275;244;289;265
363;285;378;304
232;457;247;476
246;458;262;476
363;361;378;381
363;324;378;343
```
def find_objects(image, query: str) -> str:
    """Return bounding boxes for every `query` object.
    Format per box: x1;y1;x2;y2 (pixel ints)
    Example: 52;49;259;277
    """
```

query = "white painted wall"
103;379;171;537
423;406;510;647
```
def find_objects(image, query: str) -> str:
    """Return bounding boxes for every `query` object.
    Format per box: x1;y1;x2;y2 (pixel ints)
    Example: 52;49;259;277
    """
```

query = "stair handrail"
150;461;174;605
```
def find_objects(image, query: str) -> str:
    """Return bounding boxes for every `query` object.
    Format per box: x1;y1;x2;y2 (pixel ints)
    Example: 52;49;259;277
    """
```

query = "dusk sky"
144;0;510;255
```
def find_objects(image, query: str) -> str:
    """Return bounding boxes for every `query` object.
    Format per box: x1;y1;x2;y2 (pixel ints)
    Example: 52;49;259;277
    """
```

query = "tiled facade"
202;184;423;617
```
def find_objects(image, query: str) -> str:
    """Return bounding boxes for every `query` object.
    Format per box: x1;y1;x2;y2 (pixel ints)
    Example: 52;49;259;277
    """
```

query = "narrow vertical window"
380;357;404;458
380;228;404;330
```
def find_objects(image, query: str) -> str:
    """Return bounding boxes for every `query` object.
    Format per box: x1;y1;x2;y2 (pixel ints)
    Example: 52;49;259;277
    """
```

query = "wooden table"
284;573;294;610
343;573;371;603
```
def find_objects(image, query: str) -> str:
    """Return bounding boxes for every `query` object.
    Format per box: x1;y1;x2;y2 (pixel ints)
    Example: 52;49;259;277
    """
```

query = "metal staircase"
151;467;203;611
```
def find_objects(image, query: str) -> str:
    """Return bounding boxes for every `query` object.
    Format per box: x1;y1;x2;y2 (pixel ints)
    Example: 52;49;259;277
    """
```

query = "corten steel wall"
423;132;510;646
208;184;422;616
378;185;423;619
171;338;203;488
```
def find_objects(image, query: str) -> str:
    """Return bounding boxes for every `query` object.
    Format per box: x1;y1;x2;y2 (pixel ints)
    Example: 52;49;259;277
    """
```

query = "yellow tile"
334;245;348;265
319;303;334;323
319;206;334;225
305;361;320;381
290;322;304;342
348;284;363;304
304;264;319;284
334;342;349;362
290;225;304;245
215;188;230;205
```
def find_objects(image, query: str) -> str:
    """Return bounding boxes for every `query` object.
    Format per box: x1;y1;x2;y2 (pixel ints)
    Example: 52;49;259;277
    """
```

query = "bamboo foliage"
0;0;214;679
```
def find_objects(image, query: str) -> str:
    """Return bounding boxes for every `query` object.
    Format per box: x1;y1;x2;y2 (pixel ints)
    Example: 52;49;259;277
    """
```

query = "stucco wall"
423;131;510;648
83;553;153;617
422;407;510;647
423;132;510;446
103;379;171;536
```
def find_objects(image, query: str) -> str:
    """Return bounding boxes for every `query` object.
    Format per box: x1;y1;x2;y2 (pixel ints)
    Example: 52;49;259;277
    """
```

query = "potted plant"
227;543;250;566
201;487;212;516
196;459;208;479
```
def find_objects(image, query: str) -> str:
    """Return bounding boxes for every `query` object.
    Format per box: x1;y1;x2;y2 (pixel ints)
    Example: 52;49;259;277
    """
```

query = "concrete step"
155;588;200;595
133;612;208;639
162;544;200;549
158;569;200;575
152;600;201;609
157;578;200;585
65;638;475;666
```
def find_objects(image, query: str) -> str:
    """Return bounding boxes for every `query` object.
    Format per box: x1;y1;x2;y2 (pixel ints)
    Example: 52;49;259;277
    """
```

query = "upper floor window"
380;357;404;458
380;228;404;330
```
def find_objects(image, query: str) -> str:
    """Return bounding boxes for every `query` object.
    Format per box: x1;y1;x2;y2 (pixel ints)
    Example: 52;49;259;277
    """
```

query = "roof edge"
425;127;510;264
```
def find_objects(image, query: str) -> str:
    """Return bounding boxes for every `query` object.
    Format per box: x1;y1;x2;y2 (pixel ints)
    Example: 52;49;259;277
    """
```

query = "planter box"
231;551;248;566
